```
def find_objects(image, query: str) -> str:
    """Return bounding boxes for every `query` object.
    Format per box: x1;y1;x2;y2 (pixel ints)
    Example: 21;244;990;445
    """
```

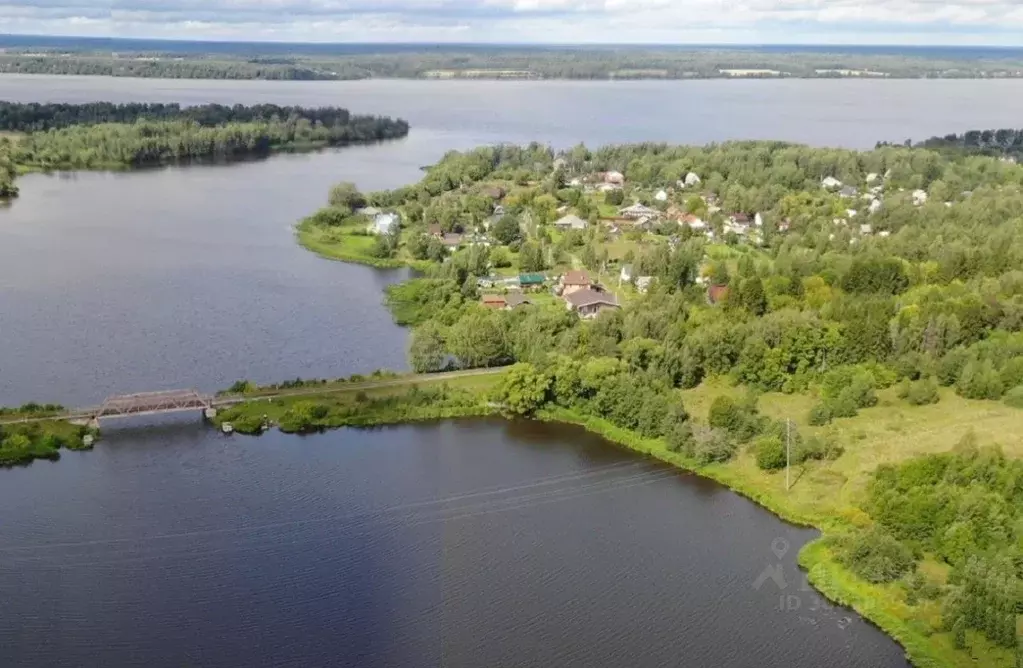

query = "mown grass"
295;220;431;270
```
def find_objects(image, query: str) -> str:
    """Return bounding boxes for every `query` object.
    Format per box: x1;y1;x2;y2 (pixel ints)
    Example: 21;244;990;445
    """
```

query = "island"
0;101;410;196
4;135;1022;667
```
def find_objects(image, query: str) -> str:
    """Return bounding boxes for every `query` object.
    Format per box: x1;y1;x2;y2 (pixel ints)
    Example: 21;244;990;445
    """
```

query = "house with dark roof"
564;288;620;319
504;293;532;309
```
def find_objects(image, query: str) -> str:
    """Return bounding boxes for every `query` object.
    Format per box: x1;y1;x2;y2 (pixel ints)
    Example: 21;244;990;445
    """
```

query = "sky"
0;0;1021;45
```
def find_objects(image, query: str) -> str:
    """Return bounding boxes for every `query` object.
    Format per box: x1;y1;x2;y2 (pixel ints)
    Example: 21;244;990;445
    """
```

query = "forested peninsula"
0;101;409;194
286;139;1023;667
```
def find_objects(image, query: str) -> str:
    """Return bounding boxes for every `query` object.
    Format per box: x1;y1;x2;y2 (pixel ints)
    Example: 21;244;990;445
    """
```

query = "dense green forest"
3;47;1023;80
0;101;408;188
305;139;1023;665
909;129;1023;160
0;101;374;132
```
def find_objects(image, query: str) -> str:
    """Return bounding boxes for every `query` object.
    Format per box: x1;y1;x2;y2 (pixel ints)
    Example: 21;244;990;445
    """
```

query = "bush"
1003;385;1023;408
905;377;940;406
755;436;787;470
707;394;764;443
808;402;832;426
835;527;915;584
956;359;1004;400
828;391;860;418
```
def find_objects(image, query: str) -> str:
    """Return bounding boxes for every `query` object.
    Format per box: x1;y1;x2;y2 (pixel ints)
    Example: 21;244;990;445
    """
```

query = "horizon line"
2;34;1023;50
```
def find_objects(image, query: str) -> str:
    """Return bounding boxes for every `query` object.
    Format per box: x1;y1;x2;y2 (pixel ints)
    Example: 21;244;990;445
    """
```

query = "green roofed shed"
519;273;545;286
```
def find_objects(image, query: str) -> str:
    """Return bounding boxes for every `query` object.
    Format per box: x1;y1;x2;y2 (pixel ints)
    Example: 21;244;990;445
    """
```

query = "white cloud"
0;0;1020;43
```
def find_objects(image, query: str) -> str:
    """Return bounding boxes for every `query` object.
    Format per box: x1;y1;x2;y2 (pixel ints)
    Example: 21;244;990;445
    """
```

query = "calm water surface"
0;418;909;668
0;76;1003;666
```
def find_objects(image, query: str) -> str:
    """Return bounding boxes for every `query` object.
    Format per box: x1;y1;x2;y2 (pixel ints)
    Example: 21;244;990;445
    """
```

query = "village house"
356;206;382;217
866;172;879;184
618;203;659;220
564;288;620;319
481;185;506;201
912;189;929;206
707;284;730;305
493;204;505;216
654;189;669;202
725;213;751;235
859;223;873;235
480;294;506;309
518;273;546;290
427;223;443;237
560;269;593;296
568;177;582;187
680;213;706;231
370;212;399;235
504;293;532;309
553;213;589;230
440;233;463;250
604;171;625;185
754;212;764;228
878;230;891;238
635;276;654;293
821;176;843;189
778;218;791;232
838;186;859;198
619;264;634;283
684;172;701;187
868;199;883;215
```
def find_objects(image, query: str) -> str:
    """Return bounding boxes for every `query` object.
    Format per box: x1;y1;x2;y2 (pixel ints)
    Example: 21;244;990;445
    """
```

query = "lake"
0;418;908;668
0;75;1010;666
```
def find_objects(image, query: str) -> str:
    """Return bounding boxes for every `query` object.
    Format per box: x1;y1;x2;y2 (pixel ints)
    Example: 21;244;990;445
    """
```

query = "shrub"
828;391;860;418
808;402;832;426
956;359;1004;400
707;394;763;443
835;527;915;584
905;377;940;406
754;436;786;471
1003;385;1023;409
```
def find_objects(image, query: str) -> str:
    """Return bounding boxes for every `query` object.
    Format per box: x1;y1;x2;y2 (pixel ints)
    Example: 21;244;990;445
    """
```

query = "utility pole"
786;418;792;491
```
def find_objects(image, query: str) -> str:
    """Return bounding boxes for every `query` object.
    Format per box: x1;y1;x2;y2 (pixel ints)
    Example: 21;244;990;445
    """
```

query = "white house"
859;223;873;235
868;199;883;214
865;172;879;184
821;176;843;189
604;171;625;185
636;276;654;293
370;212;399;235
619;203;659;220
846;209;858;218
654;189;668;202
620;264;634;283
684;172;701;187
754;212;764;228
568;177;582;187
879;230;891;238
912;189;929;206
553;213;589;230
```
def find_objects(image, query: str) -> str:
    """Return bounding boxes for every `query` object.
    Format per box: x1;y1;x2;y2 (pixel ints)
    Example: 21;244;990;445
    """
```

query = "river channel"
3;75;1019;667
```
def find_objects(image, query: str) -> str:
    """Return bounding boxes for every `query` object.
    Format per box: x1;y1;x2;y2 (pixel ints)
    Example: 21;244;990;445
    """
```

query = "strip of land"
2;43;1023;80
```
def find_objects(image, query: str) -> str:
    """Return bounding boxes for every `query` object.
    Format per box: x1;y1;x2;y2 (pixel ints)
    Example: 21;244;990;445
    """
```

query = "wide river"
4;74;1020;666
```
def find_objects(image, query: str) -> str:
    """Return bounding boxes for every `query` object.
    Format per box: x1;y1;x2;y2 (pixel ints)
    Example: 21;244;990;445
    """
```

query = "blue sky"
0;0;1020;45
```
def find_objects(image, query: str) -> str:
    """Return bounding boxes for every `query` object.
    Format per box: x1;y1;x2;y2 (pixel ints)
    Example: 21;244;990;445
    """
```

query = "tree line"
3;48;1023;81
0;103;408;193
0;101;391;133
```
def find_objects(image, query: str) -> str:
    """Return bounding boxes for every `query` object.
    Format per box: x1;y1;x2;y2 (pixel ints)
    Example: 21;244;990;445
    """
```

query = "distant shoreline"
2;40;1022;82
